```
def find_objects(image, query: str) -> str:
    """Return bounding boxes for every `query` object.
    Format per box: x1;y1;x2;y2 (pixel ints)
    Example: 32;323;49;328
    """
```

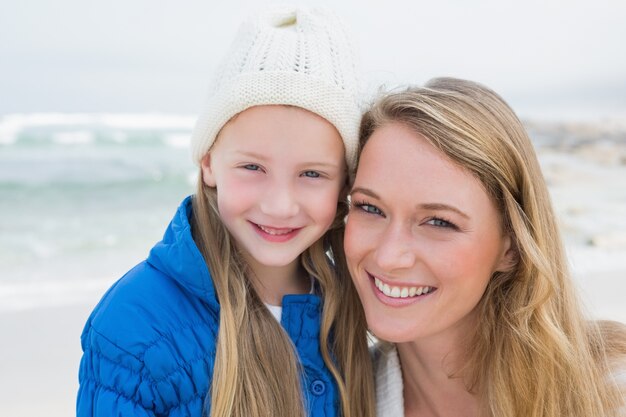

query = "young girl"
77;7;374;417
345;77;626;417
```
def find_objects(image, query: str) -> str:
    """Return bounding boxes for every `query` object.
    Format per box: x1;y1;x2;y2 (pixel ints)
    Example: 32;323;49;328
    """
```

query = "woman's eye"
426;217;458;229
302;171;321;178
354;202;383;216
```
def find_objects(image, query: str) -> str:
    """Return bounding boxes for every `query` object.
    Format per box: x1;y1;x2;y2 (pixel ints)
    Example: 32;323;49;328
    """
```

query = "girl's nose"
259;182;300;218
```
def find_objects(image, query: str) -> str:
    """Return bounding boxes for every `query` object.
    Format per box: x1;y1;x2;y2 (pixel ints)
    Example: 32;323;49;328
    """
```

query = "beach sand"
0;301;95;417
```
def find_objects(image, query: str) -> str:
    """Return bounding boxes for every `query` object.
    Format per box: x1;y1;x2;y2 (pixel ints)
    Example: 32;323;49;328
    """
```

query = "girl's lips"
367;272;437;307
251;222;302;243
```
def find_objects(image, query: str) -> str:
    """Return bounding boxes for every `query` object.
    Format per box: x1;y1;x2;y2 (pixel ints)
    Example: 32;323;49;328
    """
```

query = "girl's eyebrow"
296;161;343;169
233;150;268;160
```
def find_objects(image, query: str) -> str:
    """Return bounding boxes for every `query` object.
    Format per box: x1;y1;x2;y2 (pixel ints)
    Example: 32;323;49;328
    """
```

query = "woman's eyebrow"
418;203;470;219
349;187;379;199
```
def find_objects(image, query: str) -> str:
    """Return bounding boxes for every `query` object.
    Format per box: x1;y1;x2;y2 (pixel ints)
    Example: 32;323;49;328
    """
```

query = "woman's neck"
245;256;311;306
397;326;479;417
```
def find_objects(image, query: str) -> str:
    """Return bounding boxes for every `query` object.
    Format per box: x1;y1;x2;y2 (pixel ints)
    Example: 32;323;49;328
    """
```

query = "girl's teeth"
373;277;433;299
259;225;293;235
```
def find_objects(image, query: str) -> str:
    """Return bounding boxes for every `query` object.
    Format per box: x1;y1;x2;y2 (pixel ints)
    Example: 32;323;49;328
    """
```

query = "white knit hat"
190;6;361;170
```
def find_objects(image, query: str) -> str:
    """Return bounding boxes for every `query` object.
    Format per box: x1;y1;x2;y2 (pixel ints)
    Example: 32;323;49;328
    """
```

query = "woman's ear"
496;235;518;273
200;153;217;187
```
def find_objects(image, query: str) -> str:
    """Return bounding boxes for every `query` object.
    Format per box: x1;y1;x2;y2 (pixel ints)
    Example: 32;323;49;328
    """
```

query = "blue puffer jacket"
77;196;339;417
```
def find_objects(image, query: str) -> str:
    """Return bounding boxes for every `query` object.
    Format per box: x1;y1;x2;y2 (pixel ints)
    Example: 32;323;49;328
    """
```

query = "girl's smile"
251;222;303;243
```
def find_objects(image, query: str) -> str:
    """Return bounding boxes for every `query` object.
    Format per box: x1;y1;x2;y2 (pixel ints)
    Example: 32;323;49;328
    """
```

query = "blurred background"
1;0;625;416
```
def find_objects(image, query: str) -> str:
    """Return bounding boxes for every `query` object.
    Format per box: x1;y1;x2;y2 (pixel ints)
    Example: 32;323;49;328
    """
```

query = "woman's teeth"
374;277;434;298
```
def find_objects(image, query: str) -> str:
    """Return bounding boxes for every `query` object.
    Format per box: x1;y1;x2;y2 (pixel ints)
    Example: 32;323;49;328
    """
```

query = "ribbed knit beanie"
190;6;361;170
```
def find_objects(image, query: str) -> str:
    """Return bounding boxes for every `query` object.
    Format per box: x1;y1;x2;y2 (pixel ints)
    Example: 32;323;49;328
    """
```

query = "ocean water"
0;114;197;310
1;113;626;316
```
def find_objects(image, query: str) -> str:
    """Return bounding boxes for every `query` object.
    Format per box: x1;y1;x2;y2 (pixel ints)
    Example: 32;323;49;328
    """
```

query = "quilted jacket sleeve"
77;323;159;417
76;260;220;417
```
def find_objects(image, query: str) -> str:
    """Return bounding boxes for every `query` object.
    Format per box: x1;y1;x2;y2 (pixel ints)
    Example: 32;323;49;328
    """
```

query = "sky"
1;0;626;121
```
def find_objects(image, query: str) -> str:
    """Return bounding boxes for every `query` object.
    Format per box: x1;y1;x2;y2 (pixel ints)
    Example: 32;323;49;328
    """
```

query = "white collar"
374;345;405;417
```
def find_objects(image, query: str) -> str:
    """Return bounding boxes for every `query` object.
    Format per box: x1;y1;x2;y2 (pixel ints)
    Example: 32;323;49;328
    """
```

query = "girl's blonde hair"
192;170;375;417
360;77;626;417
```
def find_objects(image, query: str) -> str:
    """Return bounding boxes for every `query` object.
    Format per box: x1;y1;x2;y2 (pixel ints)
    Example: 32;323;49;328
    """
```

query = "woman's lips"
368;272;437;306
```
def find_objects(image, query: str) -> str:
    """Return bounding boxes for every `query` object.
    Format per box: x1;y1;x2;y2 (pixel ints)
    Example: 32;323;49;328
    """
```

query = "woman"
345;77;626;417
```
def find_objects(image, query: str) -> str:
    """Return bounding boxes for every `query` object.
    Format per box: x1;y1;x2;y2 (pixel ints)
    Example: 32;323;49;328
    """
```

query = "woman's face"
345;122;513;344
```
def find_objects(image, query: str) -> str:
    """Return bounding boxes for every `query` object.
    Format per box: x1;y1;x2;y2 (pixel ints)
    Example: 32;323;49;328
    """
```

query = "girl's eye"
242;164;261;171
302;171;321;178
352;200;384;216
425;217;458;230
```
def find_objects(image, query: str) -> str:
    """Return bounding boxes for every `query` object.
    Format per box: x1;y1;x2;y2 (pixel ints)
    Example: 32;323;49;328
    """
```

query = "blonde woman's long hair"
191;170;375;417
359;77;626;417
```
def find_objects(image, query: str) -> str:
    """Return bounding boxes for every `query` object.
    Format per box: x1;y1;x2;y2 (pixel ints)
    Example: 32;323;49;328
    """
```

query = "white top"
266;304;283;322
373;346;404;417
264;277;315;322
373;345;626;417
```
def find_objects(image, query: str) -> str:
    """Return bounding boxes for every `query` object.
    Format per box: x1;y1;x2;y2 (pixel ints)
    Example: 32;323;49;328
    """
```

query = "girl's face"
345;123;513;344
201;105;346;272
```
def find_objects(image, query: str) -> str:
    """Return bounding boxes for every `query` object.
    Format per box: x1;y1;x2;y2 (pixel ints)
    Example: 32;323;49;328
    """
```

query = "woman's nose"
374;224;417;271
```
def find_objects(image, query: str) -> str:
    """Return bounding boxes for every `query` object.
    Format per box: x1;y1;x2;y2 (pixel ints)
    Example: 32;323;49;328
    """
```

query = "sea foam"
0;113;196;146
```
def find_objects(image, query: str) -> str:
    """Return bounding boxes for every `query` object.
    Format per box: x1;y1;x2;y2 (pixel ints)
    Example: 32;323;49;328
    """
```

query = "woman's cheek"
345;215;370;260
